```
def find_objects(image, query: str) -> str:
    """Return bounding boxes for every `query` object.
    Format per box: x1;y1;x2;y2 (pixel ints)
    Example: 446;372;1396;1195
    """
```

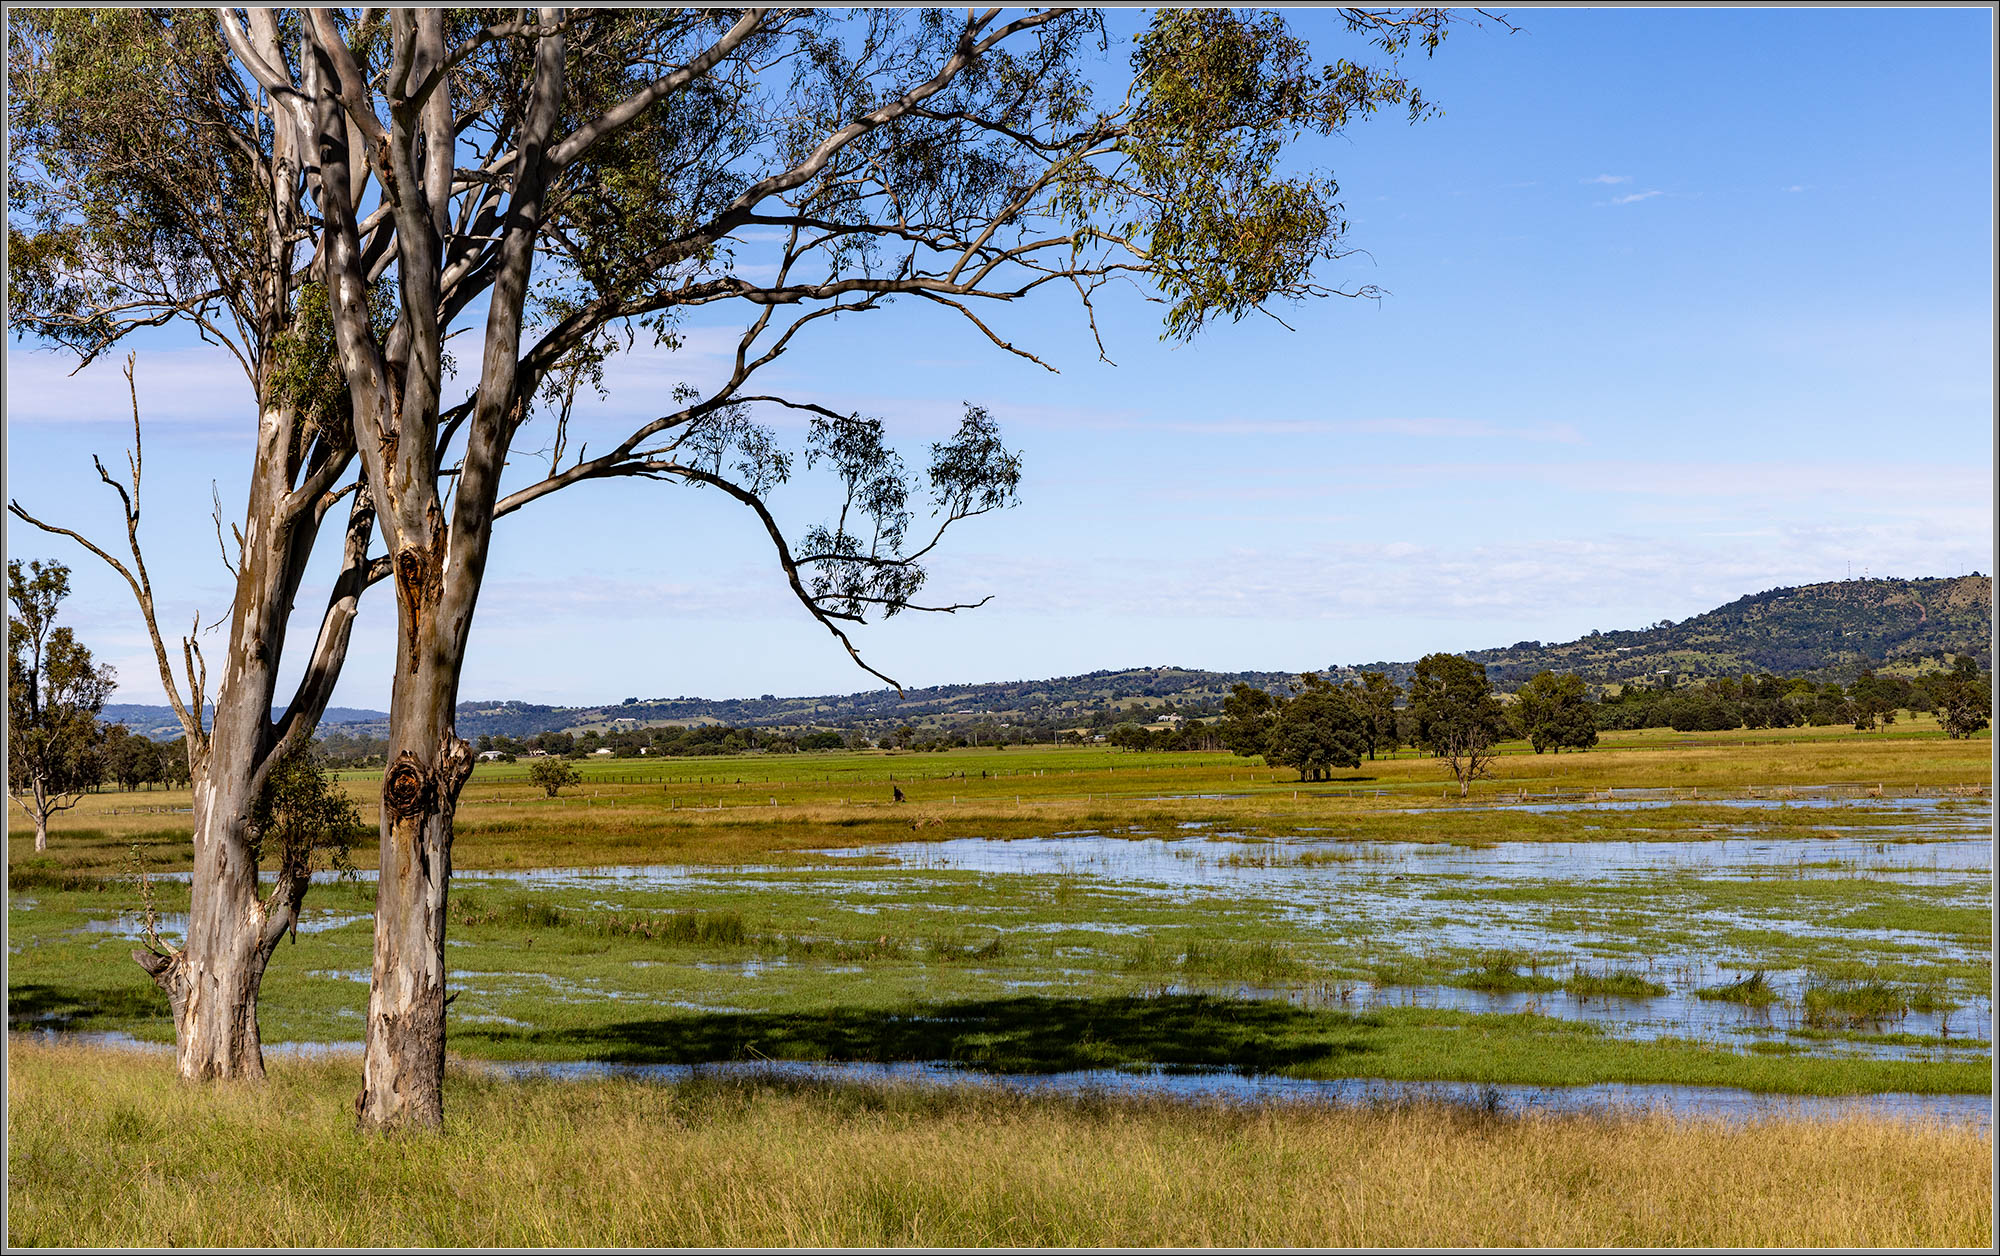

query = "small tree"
102;724;166;791
1410;653;1509;798
529;758;582;798
7;560;115;850
1927;656;1991;740
1511;670;1598;754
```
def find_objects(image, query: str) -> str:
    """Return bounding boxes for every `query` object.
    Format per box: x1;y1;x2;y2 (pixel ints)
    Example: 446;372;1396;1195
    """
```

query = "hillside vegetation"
101;575;1990;741
1393;574;1991;691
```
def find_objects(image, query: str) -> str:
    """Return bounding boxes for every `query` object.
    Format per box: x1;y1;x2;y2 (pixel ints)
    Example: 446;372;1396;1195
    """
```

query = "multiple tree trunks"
15;6;1479;1135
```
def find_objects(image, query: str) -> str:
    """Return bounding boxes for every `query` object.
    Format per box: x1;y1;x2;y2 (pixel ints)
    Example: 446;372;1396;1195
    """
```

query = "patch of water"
474;1056;1995;1132
827;828;1990;886
79;909;370;942
31;1030;1985;1128
1144;974;1990;1060
692;958;789;977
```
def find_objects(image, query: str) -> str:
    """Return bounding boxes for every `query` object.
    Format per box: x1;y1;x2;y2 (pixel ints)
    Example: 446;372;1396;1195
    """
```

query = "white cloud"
922;519;1992;626
1582;174;1633;185
1608;189;1664;206
6;345;253;426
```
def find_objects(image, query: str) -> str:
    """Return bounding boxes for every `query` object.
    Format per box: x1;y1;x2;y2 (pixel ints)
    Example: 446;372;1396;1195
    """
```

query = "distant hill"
100;704;389;742
322;668;1306;741
1339;574;1992;691
102;574;1990;740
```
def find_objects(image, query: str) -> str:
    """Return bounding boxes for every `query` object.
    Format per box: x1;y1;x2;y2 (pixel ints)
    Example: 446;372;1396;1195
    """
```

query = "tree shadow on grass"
458;994;1386;1074
7;980;170;1029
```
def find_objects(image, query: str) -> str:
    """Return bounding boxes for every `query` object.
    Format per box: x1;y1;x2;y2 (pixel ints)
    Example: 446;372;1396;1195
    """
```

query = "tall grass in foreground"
7;1042;1989;1248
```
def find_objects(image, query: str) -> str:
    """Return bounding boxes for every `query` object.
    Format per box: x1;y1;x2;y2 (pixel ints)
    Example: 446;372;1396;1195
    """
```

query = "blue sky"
7;6;1993;710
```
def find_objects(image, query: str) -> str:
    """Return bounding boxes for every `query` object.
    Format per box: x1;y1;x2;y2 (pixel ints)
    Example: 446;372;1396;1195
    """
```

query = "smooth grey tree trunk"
125;408;373;1082
355;645;474;1129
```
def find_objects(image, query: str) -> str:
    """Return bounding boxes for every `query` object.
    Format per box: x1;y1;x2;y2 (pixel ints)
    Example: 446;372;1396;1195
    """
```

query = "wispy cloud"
1581;174;1633;185
6;345;253;427
1018;412;1586;444
1784;184;1810;193
1608;189;1664;206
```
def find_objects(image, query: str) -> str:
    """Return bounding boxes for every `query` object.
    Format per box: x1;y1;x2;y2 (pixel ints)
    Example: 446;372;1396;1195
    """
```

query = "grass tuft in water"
1450;950;1561;994
1695;971;1781;1006
1564;969;1669;999
1802;980;1911;1029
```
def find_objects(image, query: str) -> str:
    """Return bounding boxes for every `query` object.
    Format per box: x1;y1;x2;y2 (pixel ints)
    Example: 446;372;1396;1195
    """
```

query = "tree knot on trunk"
382;751;435;820
392;538;442;675
435;737;475;812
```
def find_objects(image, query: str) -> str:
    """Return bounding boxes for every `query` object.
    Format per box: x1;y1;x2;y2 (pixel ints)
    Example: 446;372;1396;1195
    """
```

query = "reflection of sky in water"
47;796;1993;1076
474;1057;1997;1132
80;909;368;943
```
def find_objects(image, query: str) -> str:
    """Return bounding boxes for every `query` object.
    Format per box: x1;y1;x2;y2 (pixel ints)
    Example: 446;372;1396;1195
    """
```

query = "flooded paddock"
13;795;1990;1124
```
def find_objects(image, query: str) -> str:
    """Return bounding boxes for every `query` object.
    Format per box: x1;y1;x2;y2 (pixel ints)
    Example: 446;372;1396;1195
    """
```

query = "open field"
19;717;1992;876
8;723;1994;1246
5;1041;1989;1248
8;724;1991;1101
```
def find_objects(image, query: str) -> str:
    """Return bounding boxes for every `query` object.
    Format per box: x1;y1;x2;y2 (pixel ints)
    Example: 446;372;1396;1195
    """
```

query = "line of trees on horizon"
76;652;1994;787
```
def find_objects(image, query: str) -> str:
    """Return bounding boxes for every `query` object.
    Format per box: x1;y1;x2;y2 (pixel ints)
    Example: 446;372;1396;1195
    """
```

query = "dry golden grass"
6;1039;1990;1248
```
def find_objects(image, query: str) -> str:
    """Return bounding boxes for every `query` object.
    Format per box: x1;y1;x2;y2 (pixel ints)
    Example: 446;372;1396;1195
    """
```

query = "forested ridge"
102;575;1990;741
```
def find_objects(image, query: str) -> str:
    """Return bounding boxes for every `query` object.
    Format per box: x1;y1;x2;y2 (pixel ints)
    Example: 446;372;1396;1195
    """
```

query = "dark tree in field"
1265;675;1368;781
1510;670;1596;754
528;757;582;797
7;560;115;851
1848;668;1897;729
1219;682;1281;760
11;5;1491;1128
1355;670;1401;759
102;724;167;792
1926;657;1991;740
1409;652;1508;798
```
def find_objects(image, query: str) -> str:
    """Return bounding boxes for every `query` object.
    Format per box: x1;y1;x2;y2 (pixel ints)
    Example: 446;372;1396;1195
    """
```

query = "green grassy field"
25;717;1993;876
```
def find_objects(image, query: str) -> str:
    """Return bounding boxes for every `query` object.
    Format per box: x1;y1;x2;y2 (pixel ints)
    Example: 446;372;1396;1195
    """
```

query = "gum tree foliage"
1219;681;1280;759
1510;669;1596;754
1409;652;1509;797
6;560;115;852
1355;669;1400;758
10;6;1491;1128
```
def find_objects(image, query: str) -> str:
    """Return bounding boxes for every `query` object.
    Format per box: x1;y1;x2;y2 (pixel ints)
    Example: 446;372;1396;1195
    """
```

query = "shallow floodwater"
22;795;1991;1098
27;1030;1991;1131
231;797;1990;1059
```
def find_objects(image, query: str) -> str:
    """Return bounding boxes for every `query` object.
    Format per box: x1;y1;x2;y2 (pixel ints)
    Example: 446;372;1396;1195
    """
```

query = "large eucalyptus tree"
11;10;384;1081
11;5;1489;1127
